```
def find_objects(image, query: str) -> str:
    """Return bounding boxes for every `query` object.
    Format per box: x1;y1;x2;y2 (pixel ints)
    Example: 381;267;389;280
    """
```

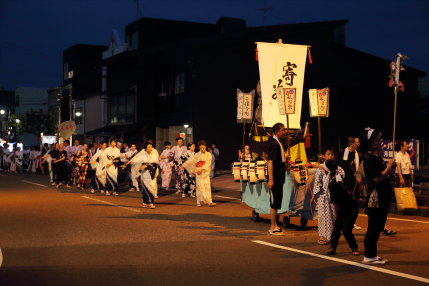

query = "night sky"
1;0;428;90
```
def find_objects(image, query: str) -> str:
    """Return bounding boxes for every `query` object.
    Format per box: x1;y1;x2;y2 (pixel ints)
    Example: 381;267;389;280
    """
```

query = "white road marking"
22;180;48;188
0;248;3;267
214;195;241;201
358;214;429;224
252;240;429;284
81;196;141;213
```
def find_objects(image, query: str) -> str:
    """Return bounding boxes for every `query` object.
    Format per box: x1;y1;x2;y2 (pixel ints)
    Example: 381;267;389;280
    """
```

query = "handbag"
367;189;379;209
394;187;418;211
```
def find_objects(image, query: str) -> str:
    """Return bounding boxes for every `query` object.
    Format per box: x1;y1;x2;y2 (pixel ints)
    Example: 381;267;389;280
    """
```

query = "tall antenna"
258;0;272;30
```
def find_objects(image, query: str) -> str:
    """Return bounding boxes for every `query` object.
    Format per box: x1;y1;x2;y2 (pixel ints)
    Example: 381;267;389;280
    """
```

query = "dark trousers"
330;201;359;250
55;163;68;184
364;207;389;258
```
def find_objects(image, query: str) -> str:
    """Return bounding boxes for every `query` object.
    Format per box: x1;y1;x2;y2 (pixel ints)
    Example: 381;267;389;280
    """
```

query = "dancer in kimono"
171;137;187;193
134;141;159;209
9;148;16;173
89;142;107;194
177;143;196;198
101;139;121;196
76;144;90;190
29;147;40;173
15;147;24;173
183;140;215;207
159;141;173;190
123;144;140;192
2;144;11;171
312;146;337;245
40;145;54;183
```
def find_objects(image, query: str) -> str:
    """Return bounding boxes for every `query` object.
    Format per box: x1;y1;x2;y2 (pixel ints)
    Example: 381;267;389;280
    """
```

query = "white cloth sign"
257;42;308;129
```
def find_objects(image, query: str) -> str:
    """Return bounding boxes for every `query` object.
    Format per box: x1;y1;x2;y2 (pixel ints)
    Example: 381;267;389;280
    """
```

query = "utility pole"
258;0;272;30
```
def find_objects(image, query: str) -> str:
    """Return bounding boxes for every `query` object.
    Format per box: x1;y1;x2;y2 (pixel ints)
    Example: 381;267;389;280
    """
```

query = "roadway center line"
22;180;48;188
252;240;429;284
358;214;429;224
214;195;241;201
81;196;141;213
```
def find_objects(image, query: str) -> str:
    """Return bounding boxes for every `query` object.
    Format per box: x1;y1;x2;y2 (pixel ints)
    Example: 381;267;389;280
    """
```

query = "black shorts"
269;182;284;210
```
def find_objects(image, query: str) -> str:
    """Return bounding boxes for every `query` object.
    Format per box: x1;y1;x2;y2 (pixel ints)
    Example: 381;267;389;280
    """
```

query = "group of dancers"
1;137;218;209
0;144;48;174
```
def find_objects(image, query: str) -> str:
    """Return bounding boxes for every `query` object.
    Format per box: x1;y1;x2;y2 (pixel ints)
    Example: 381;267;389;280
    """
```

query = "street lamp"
75;111;82;117
0;109;5;115
184;124;189;128
16;119;20;124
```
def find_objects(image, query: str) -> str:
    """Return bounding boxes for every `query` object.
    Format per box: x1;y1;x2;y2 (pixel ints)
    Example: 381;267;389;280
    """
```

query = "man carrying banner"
267;122;287;235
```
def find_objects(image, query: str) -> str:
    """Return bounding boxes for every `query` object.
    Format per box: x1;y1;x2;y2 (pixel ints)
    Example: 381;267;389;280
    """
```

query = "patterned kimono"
313;165;344;241
134;149;159;204
159;148;173;189
90;148;106;191
171;145;187;191
76;150;90;186
183;151;213;205
178;150;196;195
101;147;121;192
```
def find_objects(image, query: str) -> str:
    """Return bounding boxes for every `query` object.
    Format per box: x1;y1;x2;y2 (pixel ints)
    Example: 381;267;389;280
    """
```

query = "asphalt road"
0;173;428;286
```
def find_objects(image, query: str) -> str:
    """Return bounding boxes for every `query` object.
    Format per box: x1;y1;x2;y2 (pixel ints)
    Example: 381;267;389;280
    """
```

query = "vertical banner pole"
318;116;322;154
242;121;246;148
286;114;290;156
392;86;398;156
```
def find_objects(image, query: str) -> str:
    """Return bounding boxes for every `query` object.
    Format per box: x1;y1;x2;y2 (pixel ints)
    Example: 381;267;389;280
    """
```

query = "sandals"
326;247;336;255
268;228;285;236
352;249;361;256
317;239;330;245
382;229;397;236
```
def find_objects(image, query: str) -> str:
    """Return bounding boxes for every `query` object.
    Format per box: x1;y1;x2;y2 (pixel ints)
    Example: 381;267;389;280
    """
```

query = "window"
175;73;185;94
108;93;135;124
63;63;74;80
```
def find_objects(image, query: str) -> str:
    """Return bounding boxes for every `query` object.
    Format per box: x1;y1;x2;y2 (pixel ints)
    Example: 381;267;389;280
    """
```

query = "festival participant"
159;141;173;190
2;144;11;171
124;144;139;192
49;144;60;185
101;139;121;196
360;128;395;265
325;159;360;256
178;143;196;198
312;146;336;245
207;147;215;179
266;123;287;235
211;143;220;176
53;143;70;188
15;147;24;173
171;137;187;194
238;144;255;162
69;139;83;158
183;140;215;207
337;137;360;196
40;144;54;183
89;141;107;194
395;140;413;187
76;144;90;190
8;148;16;173
29;147;40;173
134;141;159;209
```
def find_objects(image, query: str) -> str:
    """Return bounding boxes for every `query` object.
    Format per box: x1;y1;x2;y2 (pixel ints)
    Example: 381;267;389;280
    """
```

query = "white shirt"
273;135;286;163
395;151;412;175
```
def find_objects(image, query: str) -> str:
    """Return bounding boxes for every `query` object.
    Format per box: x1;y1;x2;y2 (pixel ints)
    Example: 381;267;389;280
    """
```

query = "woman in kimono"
89;141;107;194
2;144;11;171
134;141;159;209
183;140;215;207
101;139;121;196
29;147;40;173
76;144;90;190
177;143;196;198
124;144;139;191
9;148;16;173
123;144;144;192
312;146;337;245
159;141;173;190
40;145;54;183
15;147;24;173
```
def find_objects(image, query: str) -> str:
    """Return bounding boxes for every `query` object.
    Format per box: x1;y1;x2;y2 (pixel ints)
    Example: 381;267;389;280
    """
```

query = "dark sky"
1;0;428;90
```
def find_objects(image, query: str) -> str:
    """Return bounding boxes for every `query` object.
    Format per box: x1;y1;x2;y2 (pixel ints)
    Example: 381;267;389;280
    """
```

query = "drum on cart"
256;160;267;181
248;162;258;184
232;162;242;182
241;162;249;182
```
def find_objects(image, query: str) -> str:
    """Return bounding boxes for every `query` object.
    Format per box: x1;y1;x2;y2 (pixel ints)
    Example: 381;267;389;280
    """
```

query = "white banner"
257;42;308;129
236;89;254;123
309;88;330;117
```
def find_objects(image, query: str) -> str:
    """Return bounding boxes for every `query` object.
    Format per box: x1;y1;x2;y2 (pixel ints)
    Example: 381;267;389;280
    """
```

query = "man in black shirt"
267;123;287;235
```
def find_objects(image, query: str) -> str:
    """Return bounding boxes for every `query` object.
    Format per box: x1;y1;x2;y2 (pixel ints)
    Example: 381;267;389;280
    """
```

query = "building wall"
15;87;48;115
84;94;103;134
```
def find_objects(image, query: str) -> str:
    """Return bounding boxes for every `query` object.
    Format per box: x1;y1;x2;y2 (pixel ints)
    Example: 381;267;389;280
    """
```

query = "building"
59;17;426;169
60;44;106;142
